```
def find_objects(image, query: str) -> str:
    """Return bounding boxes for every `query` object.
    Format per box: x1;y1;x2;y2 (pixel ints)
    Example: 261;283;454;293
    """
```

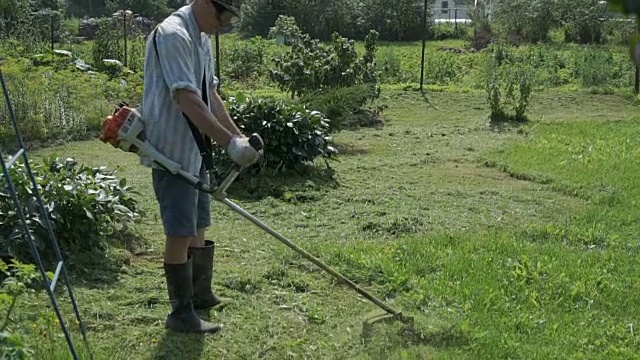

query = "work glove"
227;135;261;167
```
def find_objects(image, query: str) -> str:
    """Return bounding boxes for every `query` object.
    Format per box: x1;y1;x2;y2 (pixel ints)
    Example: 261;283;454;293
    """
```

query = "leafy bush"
429;24;470;41
299;84;384;132
0;155;144;264
0;259;40;360
0;58;143;152
494;0;560;44
484;43;534;123
212;94;337;176
270;29;379;99
92;17;124;71
268;15;303;45
224;36;267;82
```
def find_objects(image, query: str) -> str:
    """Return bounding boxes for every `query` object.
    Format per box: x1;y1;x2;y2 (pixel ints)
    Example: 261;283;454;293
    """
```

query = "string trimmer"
99;103;414;337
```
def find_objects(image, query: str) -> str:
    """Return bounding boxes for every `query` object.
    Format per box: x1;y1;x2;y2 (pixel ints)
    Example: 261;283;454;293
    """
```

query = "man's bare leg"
190;228;206;248
164;236;193;264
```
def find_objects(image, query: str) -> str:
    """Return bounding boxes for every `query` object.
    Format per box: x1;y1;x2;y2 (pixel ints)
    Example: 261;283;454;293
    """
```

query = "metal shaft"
215;195;399;316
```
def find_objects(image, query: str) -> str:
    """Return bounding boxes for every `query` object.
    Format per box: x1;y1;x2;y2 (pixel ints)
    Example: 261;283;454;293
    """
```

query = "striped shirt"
139;4;219;176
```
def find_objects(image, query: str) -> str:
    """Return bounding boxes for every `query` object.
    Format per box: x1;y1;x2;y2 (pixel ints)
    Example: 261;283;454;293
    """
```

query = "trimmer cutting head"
362;311;415;343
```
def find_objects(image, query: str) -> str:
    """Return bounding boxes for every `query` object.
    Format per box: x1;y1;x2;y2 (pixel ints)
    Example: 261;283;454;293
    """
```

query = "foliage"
0;259;42;359
0;155;144;264
0;57;142;152
224;36;267;82
485;43;533;123
92;17;125;70
494;0;560;44
268;15;303;45
559;0;608;44
212;94;337;176
239;0;422;41
428;24;470;41
299;84;385;132
468;0;495;50
270;29;379;99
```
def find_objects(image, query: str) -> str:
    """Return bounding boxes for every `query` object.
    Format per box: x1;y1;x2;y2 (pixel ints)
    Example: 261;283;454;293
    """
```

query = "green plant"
214;94;338;176
485;43;533;123
0;155;144;264
92;17;123;71
268;15;302;45
0;259;42;359
225;36;267;81
270;30;379;99
299;84;384;132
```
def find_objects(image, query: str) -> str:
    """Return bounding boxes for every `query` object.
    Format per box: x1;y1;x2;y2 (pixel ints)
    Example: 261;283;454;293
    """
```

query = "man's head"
190;0;241;34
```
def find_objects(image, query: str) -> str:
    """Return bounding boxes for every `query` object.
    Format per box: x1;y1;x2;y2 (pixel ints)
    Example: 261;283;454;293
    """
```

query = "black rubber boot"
190;240;231;310
164;258;221;333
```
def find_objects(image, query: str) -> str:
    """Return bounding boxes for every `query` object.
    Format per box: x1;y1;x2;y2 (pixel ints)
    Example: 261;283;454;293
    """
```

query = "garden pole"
634;16;640;95
123;11;128;67
50;7;54;52
420;0;428;92
215;31;221;92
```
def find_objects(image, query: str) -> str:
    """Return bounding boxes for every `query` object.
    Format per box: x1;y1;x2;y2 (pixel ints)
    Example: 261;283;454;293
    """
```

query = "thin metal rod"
215;31;221;91
217;196;399;316
420;0;428;92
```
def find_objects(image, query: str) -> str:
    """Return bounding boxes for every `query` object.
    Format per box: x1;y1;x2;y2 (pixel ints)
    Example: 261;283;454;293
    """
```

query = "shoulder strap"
152;28;214;171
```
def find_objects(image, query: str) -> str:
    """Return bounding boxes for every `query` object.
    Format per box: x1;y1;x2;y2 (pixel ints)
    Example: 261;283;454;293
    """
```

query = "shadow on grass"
5;229;148;289
148;330;206;360
65;230;147;289
220;164;341;202
488;116;529;133
148;308;226;360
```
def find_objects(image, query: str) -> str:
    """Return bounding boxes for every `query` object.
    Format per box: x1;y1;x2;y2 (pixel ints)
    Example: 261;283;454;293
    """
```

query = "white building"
432;0;498;23
432;0;471;23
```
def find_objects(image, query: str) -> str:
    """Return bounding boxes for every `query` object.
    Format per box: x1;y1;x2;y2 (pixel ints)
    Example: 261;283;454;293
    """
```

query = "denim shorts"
151;164;211;238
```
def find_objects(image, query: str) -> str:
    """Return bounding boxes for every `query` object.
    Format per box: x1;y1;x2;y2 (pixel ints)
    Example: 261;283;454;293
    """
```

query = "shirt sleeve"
154;25;200;103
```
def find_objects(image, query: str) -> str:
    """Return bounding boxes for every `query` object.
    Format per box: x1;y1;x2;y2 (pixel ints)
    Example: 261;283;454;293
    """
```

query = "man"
141;0;258;334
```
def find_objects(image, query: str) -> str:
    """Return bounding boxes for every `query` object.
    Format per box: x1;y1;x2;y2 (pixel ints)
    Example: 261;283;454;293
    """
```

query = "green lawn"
11;88;640;359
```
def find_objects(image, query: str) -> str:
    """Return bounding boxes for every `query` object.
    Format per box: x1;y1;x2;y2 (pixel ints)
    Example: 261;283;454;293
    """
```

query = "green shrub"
0;259;40;360
268;15;303;45
91;18;123;71
0;58;142;151
0;155;144;265
485;43;534;123
298;84;384;132
213;94;337;176
429;24;470;41
270;29;379;99
223;36;267;82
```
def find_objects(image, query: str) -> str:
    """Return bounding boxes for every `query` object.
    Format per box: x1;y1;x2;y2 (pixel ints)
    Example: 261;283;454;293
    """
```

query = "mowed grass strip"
14;90;640;359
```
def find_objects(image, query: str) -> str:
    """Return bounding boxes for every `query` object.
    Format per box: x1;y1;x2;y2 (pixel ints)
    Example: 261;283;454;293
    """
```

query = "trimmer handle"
248;133;264;152
230;133;264;171
214;133;264;198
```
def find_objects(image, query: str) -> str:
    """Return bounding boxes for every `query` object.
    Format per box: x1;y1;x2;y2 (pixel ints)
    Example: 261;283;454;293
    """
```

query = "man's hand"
227;136;261;167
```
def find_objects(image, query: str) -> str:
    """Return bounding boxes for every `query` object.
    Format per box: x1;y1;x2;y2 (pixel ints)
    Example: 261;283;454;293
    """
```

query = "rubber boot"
164;258;221;333
190;240;231;310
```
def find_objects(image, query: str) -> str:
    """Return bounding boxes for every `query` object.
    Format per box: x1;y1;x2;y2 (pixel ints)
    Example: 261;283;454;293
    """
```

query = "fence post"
420;0;428;92
50;7;54;52
123;10;128;67
633;16;640;95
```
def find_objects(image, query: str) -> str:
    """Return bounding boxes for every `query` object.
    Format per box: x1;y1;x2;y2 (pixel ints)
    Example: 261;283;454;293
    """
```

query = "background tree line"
0;0;635;47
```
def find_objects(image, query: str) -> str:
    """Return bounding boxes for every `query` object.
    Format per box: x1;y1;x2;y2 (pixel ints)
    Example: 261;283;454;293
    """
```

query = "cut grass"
9;89;640;359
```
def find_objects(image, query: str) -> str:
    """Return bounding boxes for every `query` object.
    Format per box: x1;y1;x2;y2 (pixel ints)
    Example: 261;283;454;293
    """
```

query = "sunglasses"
210;0;240;18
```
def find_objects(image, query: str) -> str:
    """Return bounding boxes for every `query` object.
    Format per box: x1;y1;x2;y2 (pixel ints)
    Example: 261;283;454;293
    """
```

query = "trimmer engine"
99;103;208;188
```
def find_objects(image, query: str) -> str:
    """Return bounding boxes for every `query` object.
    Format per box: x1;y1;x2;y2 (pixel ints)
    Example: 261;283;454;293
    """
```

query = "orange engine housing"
99;105;133;147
